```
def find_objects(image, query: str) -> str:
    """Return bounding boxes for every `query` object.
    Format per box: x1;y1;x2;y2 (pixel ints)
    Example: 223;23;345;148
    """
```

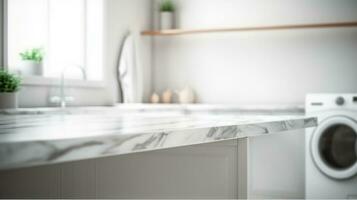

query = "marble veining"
0;106;316;170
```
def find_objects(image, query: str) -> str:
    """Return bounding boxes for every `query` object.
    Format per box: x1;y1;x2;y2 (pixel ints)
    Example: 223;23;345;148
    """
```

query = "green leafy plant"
0;70;21;93
19;48;44;63
160;0;174;12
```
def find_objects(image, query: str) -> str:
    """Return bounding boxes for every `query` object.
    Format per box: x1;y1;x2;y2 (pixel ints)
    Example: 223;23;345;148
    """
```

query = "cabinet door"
0;140;238;199
248;129;305;199
95;140;238;199
0;164;61;198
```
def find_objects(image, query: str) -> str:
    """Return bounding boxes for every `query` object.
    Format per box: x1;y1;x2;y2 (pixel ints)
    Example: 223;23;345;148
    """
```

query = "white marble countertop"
0;105;315;170
0;104;305;115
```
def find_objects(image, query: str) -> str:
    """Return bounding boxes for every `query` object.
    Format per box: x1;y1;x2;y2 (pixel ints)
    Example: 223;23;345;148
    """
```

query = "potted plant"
19;48;44;76
160;0;175;30
0;70;21;109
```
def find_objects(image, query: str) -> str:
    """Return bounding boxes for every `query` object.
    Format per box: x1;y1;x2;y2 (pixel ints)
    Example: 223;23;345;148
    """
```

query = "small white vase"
0;92;18;109
160;12;174;30
20;61;43;76
150;93;160;104
175;86;195;104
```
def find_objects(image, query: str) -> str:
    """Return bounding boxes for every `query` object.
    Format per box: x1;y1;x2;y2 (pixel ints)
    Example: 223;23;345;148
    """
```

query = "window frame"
2;0;106;88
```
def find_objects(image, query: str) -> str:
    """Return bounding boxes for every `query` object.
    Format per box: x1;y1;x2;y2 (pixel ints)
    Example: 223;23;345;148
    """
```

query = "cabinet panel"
0;164;61;198
0;140;238;199
248;129;305;199
59;160;97;198
95;141;238;199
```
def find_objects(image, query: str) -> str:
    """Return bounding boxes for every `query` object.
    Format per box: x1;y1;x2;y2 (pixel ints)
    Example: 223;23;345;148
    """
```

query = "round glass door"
311;116;357;179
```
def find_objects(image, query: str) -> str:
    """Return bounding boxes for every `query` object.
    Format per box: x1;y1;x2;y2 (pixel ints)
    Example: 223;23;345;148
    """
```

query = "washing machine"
305;94;357;199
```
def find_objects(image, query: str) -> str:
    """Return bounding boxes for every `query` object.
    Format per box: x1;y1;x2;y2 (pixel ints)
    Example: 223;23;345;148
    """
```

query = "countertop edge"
0;116;316;171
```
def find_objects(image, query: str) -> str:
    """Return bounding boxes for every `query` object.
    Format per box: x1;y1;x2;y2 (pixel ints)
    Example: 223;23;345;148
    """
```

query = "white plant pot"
160;12;174;30
20;61;43;76
0;92;18;109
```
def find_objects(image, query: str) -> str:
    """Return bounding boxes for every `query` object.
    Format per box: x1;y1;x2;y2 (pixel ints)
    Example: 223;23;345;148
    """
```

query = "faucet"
50;65;87;108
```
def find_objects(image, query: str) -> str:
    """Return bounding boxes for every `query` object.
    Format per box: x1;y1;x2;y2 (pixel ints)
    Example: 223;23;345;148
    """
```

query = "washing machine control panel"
306;94;357;113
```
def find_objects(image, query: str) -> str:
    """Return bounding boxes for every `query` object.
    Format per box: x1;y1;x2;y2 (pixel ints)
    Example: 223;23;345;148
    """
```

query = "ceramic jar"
176;86;195;104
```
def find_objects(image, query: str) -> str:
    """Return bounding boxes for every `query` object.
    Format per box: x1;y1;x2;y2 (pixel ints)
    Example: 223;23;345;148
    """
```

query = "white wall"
3;0;152;107
153;0;357;105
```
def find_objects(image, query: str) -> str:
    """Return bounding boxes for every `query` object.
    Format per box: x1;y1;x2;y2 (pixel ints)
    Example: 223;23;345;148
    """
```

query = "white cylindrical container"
150;93;160;104
176;86;195;104
20;61;43;76
160;12;174;30
0;93;18;109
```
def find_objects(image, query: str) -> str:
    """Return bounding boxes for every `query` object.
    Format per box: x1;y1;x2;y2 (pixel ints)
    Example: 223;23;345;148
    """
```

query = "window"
6;0;104;81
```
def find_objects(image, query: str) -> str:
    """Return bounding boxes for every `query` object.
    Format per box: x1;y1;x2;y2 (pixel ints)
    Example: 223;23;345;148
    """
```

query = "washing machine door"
311;116;357;179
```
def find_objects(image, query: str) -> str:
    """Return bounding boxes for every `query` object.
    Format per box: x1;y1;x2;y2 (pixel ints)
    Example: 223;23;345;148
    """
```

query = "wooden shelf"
142;21;357;36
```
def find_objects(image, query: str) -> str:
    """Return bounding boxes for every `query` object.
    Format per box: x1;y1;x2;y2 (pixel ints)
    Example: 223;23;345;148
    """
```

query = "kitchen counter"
0;105;316;170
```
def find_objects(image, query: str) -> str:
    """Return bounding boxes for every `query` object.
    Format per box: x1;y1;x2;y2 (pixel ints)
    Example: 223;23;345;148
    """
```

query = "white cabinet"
0;140;238;199
94;141;238;199
242;129;305;199
0;130;304;199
